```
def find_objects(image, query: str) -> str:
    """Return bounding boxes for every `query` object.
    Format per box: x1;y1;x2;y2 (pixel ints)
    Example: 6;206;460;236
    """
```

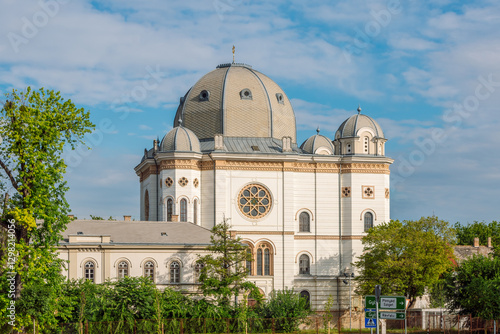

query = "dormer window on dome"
240;88;252;100
199;90;210;101
276;93;284;104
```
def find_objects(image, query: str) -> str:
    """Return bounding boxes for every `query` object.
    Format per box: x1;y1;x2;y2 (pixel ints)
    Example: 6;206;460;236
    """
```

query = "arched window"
264;248;270;275
144;190;150;221
299;212;310;232
117;261;128;279
364;212;373;232
170;261;180;283
364;136;369;153
193;199;198;225
300;290;311;308
255;243;273;276
299;254;310;275
167;198;173;221
246;248;253;275
180;199;187;222
84;261;95;282
144;261;155;281
194;262;204;283
257;248;263;275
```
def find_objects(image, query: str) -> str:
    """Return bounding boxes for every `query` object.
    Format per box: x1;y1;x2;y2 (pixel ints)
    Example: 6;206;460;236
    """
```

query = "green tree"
354;216;455;308
197;216;257;308
0;87;94;331
256;288;311;332
454;221;500;256
443;255;500;319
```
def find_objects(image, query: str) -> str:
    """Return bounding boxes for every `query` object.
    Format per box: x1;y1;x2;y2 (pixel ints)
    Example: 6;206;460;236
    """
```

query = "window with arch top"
246;248;252;275
144;190;149;221
167;198;173;221
255;243;272;276
300;290;311;308
84;261;95;282
144;261;155;281
299;254;310;275
299;212;310;232
364;212;374;232
180;199;187;222
117;261;129;279
170;261;180;283
193;199;198;225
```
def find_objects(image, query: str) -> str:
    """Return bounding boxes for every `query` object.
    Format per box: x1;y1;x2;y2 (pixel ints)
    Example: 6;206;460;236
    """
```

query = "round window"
238;184;272;219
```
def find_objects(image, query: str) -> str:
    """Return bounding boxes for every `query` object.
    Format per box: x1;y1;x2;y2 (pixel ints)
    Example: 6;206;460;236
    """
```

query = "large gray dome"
174;63;297;143
160;126;200;152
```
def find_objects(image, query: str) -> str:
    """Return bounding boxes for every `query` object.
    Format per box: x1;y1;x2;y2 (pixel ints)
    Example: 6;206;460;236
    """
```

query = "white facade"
59;62;393;310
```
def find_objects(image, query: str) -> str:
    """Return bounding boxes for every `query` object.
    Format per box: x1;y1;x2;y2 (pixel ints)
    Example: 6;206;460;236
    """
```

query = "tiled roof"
59;220;212;245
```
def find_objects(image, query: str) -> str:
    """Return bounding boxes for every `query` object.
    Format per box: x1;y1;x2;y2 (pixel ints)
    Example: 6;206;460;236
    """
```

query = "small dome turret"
300;129;334;155
334;108;386;156
335;110;385;140
160;126;200;152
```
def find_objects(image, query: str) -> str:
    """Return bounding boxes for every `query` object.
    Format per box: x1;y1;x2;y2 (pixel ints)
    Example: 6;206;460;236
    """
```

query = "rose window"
193;178;199;188
238;184;272;219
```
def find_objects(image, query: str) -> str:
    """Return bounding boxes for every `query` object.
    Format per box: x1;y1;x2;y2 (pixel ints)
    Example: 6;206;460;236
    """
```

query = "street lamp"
343;272;355;331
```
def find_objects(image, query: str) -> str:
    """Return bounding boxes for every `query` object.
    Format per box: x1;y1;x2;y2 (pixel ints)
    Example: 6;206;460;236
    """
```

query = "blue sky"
1;0;499;224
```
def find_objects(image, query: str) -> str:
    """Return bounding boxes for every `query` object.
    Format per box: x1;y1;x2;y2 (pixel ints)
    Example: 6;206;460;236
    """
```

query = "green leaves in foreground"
354;216;455;308
443;255;500;319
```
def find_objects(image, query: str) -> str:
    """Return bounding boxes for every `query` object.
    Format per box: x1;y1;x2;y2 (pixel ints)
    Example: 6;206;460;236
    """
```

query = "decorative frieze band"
138;160;390;178
294;235;364;240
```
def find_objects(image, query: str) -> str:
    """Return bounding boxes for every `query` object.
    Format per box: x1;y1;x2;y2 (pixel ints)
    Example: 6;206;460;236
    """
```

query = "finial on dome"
316;126;320;134
357;104;362;114
232;45;235;64
178;118;183;127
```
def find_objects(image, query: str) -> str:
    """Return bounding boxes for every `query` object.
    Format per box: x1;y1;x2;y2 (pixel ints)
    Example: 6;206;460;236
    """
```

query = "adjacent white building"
58;62;393;310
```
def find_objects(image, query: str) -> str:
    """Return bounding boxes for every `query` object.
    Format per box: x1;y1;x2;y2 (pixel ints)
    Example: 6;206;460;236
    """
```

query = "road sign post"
375;285;381;334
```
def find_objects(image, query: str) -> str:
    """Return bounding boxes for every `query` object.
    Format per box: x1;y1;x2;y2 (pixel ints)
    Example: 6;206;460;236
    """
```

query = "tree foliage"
255;288;311;332
443;255;500;319
197;217;258;307
0;87;94;330
454;221;500;256
354;216;456;308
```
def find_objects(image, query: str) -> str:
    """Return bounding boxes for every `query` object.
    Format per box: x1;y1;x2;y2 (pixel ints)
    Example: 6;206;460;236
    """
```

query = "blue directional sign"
365;317;377;328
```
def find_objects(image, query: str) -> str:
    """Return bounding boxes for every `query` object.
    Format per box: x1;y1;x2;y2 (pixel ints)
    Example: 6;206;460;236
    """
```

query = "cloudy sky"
1;0;499;224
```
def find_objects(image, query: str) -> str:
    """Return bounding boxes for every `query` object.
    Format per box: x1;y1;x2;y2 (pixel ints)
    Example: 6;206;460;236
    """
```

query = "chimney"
282;136;292;152
488;237;492;248
123;215;131;221
214;134;224;150
473;237;479;247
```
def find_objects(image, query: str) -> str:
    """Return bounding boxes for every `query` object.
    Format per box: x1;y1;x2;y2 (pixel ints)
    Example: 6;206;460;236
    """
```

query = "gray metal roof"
59;220;212;245
200;137;301;154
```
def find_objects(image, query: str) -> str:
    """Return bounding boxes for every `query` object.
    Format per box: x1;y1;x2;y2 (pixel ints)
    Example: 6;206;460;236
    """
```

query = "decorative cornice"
294;235;364;240
234;231;295;235
159;159;202;171
341;163;390;174
138;158;390;175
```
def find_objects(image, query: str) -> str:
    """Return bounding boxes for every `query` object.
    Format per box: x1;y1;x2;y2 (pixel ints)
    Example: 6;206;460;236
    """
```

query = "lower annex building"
58;62;393;310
